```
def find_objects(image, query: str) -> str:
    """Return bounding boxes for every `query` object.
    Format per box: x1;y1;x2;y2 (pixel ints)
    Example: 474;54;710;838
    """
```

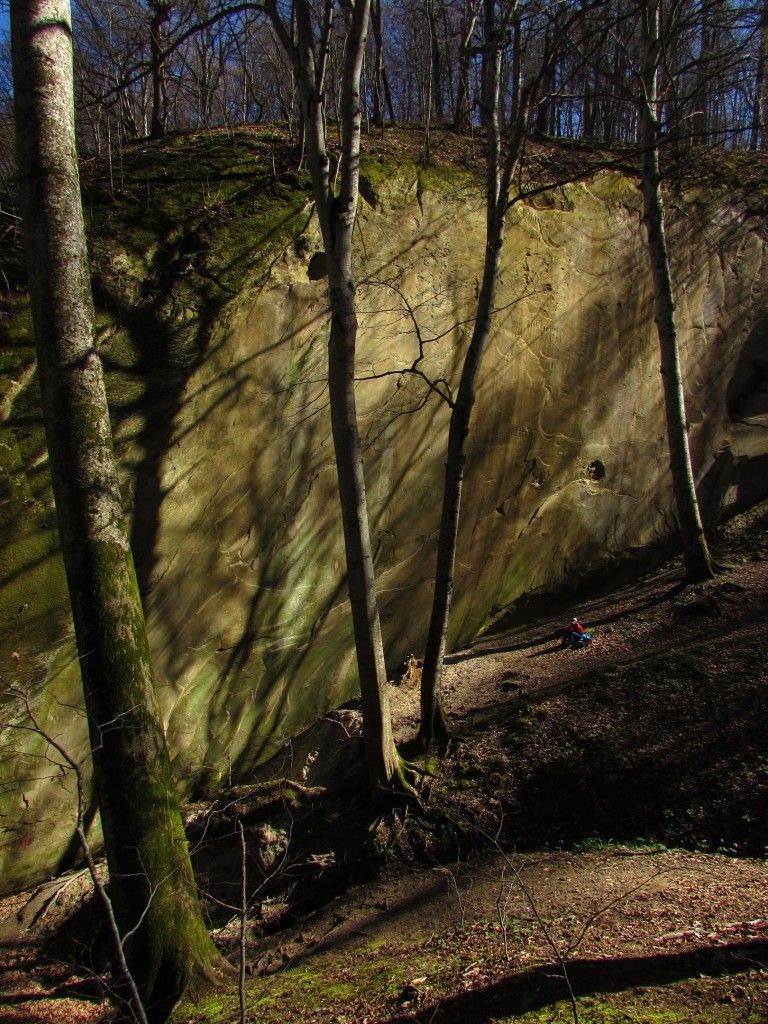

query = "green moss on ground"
175;946;442;1024
86;129;314;382
416;161;480;209
359;155;403;191
505;985;762;1024
173;928;764;1024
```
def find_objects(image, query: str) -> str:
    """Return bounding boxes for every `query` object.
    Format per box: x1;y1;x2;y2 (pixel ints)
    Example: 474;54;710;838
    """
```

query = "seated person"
562;617;591;647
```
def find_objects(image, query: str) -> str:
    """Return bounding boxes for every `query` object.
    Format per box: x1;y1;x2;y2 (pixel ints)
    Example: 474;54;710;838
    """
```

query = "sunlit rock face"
1;163;766;891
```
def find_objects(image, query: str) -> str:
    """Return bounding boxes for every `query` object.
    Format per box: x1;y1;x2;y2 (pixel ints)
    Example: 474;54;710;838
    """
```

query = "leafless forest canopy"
1;0;767;175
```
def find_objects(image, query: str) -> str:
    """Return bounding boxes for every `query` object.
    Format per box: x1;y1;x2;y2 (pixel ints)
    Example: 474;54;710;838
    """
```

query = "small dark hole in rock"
308;251;328;281
587;459;606;481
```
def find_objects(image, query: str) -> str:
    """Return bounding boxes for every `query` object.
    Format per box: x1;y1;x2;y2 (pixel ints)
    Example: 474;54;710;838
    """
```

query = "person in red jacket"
562;617;590;647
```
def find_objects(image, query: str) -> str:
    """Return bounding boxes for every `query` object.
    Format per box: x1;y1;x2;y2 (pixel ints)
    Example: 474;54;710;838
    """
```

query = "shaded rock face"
1;166;767;891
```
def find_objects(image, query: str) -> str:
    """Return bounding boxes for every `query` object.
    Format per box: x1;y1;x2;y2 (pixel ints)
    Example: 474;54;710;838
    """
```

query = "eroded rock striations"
1;154;767;890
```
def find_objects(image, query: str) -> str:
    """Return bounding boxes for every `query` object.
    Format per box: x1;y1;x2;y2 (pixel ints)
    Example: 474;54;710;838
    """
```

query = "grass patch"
175;945;442;1024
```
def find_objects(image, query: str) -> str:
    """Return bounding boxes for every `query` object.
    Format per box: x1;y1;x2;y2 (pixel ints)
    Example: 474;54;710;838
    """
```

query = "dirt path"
390;558;768;739
237;847;768;1024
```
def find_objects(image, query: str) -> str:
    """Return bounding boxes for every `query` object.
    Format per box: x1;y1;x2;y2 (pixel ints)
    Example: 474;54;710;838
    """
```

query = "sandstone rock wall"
1;163;766;891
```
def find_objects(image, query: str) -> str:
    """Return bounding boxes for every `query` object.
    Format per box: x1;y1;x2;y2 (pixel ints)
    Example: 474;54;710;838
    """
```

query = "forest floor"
1;501;768;1024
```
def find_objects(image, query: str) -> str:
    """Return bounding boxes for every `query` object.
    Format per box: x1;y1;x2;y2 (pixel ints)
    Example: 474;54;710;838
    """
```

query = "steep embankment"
1;129;767;890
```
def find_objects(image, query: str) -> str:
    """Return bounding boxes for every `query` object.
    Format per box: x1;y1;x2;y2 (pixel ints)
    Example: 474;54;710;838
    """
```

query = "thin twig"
3;687;150;1024
467;821;579;1024
239;821;247;1024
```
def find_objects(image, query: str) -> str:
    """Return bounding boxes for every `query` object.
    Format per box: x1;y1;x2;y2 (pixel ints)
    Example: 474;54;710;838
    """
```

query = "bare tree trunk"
370;0;396;126
535;25;554;134
582;67;596;138
427;0;444;124
751;0;768;150
453;0;476;132
604;34;625;142
11;0;227;1014
424;0;434;160
268;0;405;796
381;62;397;127
323;0;402;792
149;0;172;139
689;1;711;143
639;0;714;582
419;0;529;748
508;7;522;124
418;230;504;746
327;288;401;789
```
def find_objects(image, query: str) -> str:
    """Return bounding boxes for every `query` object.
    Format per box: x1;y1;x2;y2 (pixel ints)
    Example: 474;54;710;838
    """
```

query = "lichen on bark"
10;0;227;1012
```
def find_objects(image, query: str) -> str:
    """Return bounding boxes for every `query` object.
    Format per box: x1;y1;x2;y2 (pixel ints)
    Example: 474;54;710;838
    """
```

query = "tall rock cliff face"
1;141;767;891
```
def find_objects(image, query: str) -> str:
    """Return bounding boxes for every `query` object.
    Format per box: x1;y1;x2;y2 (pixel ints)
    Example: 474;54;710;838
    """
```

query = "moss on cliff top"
84;127;314;331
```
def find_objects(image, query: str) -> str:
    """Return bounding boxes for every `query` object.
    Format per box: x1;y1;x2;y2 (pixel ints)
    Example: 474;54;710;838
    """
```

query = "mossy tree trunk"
267;0;404;796
639;0;715;583
11;1;226;1016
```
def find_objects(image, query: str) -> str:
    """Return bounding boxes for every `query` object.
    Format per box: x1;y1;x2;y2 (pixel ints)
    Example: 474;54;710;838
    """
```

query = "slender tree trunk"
370;3;383;126
419;0;528;748
535;26;553;133
370;0;396;126
582;67;596;138
639;0;714;583
11;0;226;1015
508;9;522;125
381;62;397;127
427;0;444;124
424;0;434;160
453;0;476;133
751;0;768;150
149;0;171;139
327;288;401;788
325;0;401;792
442;3;456;121
418;226;504;746
689;2;710;144
604;38;624;141
454;55;472;131
270;0;403;795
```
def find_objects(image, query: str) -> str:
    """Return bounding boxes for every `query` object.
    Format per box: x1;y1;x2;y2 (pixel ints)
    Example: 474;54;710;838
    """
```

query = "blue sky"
1;5;9;102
